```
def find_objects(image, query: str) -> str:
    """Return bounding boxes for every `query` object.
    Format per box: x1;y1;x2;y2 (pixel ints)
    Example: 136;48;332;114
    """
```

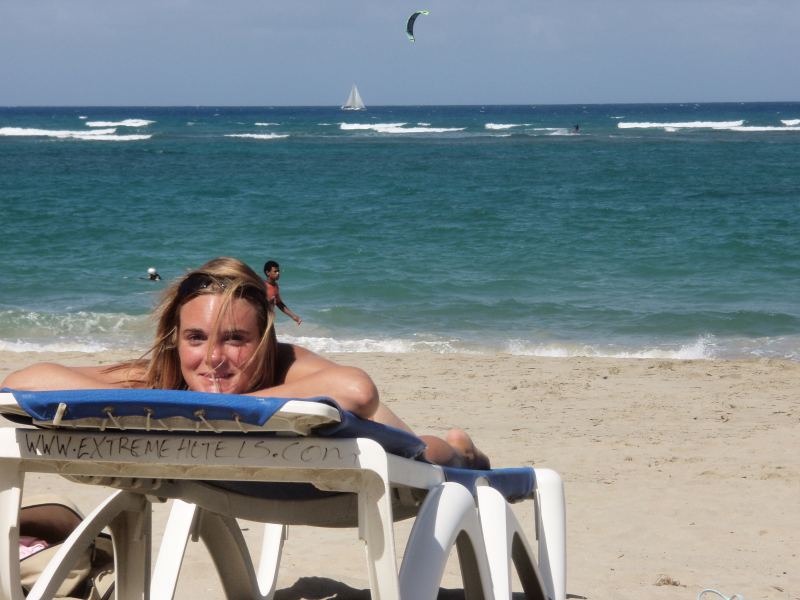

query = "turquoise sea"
1;103;799;359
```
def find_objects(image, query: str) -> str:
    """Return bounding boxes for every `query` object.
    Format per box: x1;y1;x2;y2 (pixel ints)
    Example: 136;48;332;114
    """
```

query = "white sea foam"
85;119;154;127
339;122;464;134
340;122;406;131
617;120;744;130
0;339;109;353
0;127;151;141
728;125;800;132
2;325;793;360
224;133;290;140
485;123;523;130
0;127;147;141
78;134;152;141
374;125;465;134
729;335;800;361
504;335;716;360
0;309;151;353
78;115;88;120
417;122;431;126
255;122;279;126
280;335;462;354
781;119;800;126
278;333;729;359
514;127;572;136
0;127;116;138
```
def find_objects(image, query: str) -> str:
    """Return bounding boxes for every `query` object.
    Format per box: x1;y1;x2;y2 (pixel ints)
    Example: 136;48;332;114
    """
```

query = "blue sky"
2;0;798;105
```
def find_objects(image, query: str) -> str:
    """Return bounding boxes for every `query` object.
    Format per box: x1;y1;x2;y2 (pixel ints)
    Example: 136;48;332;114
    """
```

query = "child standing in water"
263;260;302;325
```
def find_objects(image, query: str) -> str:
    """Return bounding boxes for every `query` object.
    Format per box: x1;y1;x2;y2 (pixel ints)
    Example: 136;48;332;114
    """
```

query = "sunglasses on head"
177;272;265;304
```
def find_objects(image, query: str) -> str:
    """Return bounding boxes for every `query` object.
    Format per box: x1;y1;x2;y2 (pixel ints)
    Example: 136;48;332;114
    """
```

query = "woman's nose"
208;345;226;368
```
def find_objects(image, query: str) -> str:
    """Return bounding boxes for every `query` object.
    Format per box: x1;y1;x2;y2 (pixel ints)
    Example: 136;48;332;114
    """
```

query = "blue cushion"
443;466;535;502
4;388;533;502
6;388;290;426
3;387;426;459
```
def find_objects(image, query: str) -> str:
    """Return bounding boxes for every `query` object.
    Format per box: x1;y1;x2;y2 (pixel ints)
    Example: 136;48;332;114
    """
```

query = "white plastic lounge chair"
0;388;566;600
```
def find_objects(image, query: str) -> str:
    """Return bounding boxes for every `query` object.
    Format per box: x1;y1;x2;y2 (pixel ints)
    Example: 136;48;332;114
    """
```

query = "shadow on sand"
274;576;531;599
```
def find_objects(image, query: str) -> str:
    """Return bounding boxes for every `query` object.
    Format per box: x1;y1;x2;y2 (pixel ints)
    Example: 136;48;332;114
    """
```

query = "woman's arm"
245;344;382;420
244;344;487;466
1;362;141;391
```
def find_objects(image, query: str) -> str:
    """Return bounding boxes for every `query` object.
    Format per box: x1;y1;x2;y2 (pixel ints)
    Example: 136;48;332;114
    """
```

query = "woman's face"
177;294;261;394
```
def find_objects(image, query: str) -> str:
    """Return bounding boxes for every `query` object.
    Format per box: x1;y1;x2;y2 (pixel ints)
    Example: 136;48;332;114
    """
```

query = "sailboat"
341;83;366;111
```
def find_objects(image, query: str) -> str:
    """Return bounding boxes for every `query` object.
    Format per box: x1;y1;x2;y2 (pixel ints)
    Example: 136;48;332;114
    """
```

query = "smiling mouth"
200;373;235;392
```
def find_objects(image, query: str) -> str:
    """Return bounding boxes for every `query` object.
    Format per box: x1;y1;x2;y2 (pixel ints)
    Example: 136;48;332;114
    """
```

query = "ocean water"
1;103;799;360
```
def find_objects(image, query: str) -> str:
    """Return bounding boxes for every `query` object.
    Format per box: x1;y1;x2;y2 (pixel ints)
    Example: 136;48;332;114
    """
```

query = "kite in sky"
406;10;430;43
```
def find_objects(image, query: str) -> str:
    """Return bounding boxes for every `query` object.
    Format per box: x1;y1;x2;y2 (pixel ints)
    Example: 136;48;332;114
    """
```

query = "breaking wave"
485;123;525;130
618;120;800;133
505;336;718;360
340;122;464;134
224;133;290;140
340;122;406;131
0;127;150;141
0;309;150;353
618;120;744;130
85;119;155;127
729;125;800;132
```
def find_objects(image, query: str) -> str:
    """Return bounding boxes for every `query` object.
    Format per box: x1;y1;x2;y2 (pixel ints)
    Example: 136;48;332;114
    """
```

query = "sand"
2;350;798;600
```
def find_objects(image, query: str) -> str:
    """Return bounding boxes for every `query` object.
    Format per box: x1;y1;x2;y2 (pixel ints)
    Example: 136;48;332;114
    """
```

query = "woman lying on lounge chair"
2;257;490;469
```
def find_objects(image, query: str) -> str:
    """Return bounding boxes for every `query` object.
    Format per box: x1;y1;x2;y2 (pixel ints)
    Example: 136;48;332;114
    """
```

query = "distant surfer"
263;260;302;325
573;124;580;134
147;267;161;281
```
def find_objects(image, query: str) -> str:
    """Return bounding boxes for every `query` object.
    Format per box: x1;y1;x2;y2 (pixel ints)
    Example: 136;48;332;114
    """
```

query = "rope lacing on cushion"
193;409;221;433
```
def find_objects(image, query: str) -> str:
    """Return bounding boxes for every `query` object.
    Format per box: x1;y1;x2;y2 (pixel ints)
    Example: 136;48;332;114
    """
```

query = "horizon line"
2;99;800;109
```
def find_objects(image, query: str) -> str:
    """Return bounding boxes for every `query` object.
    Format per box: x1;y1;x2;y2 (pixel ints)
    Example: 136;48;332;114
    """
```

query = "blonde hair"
138;257;277;391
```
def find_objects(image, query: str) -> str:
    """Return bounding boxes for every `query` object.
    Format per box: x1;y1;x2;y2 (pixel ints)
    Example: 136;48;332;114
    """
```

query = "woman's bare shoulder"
94;361;149;388
276;343;337;383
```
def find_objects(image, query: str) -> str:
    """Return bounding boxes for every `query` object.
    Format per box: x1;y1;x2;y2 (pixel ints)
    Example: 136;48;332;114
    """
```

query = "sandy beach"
2;350;798;600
